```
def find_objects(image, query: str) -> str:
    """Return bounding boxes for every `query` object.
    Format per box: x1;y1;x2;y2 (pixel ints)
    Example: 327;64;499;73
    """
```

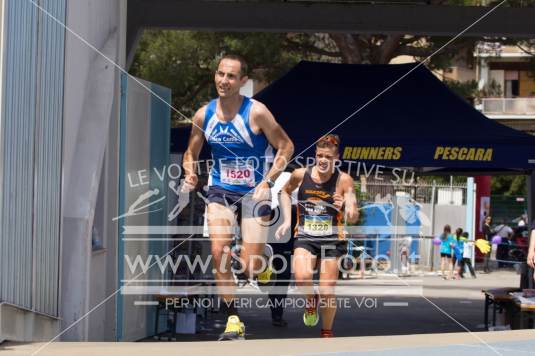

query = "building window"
92;225;104;250
92;158;107;251
504;70;519;97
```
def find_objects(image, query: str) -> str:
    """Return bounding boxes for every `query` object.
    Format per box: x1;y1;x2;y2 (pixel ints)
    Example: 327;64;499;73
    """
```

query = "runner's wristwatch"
266;178;275;188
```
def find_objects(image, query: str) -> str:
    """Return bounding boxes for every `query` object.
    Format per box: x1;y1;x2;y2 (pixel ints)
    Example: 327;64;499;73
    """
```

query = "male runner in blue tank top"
183;54;294;340
276;134;358;338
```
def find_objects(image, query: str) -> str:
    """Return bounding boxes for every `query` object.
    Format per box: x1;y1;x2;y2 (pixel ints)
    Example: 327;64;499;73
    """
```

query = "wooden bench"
510;292;535;329
482;287;520;330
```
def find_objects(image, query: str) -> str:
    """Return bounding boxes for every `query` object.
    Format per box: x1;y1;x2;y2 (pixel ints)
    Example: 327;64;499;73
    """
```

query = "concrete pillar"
466;178;476;267
478;58;489;91
60;0;125;340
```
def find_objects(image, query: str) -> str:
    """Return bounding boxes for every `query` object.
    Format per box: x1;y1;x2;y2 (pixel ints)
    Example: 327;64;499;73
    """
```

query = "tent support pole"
521;170;535;289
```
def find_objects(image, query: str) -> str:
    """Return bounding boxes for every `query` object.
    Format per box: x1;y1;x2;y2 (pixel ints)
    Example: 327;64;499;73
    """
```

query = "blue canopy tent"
253;61;535;288
252;61;535;172
172;61;535;172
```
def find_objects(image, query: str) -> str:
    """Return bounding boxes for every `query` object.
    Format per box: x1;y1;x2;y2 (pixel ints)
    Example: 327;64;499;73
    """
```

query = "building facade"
0;0;128;342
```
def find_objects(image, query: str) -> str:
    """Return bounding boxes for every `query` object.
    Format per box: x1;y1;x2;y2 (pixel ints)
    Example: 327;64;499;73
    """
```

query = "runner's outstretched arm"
252;102;294;184
340;173;359;224
183;107;206;188
275;169;304;240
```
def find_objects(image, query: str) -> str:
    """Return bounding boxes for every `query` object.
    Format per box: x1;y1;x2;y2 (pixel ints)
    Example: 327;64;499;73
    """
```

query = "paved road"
164;269;521;341
3;269;527;356
4;330;535;356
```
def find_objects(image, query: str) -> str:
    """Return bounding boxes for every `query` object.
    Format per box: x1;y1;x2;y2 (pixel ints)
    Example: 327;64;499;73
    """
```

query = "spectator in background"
459;232;476;279
440;225;456;280
517;213;527;228
494;220;514;241
494;220;514;268
268;172;297;327
268;213;294;326
482;216;493;273
452;228;464;279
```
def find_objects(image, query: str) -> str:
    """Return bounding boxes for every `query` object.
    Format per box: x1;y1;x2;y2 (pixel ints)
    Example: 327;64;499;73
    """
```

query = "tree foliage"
130;30;483;125
492;176;527;196
130;31;309;124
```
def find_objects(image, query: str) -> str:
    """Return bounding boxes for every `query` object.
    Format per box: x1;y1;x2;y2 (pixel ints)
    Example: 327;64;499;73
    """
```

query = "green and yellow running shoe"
257;265;273;284
303;295;319;327
218;315;245;341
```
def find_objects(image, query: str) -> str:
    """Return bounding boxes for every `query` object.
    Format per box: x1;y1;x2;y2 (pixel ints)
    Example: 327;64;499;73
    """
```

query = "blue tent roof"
172;61;535;171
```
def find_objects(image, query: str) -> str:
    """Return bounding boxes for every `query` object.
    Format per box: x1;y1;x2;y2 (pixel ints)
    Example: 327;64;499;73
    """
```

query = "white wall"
434;205;467;234
63;0;124;186
87;79;122;341
121;77;153;341
61;0;126;341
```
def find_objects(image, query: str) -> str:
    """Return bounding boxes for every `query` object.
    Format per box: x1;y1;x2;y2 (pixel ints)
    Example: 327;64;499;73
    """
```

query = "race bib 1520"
220;162;255;186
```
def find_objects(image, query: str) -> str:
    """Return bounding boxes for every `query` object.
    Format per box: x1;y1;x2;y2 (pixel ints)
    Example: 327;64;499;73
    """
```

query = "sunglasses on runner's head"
318;134;340;146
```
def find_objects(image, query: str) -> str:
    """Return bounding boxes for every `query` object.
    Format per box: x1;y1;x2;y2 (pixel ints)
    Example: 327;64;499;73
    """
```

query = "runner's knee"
211;244;231;263
294;269;313;283
318;282;336;296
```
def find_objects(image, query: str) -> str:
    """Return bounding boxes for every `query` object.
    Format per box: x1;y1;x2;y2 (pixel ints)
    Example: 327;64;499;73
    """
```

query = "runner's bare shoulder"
283;168;306;193
338;171;354;184
248;99;276;133
291;168;306;183
336;171;355;193
191;105;207;128
249;98;270;115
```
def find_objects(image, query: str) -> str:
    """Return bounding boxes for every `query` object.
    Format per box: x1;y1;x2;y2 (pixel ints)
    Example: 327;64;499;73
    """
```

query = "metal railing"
481;98;535;115
361;180;467;205
353;180;469;274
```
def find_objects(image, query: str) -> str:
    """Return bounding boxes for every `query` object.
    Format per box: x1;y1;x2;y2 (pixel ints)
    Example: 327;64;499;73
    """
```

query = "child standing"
459;232;476;278
440;225;456;280
452;228;464;280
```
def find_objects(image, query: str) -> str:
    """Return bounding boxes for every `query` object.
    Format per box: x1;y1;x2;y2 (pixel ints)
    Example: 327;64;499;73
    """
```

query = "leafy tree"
491;176;527;196
130;30;480;125
130;31;309;125
444;79;503;104
444;80;480;103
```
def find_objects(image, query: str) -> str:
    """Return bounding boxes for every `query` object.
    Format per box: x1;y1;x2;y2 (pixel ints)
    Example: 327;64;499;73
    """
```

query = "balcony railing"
481;98;535;116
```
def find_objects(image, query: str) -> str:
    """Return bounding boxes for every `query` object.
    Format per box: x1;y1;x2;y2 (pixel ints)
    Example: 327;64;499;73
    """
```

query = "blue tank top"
203;96;273;194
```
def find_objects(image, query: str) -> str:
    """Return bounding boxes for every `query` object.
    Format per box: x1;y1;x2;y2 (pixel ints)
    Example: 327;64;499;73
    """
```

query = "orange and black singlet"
295;167;345;240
